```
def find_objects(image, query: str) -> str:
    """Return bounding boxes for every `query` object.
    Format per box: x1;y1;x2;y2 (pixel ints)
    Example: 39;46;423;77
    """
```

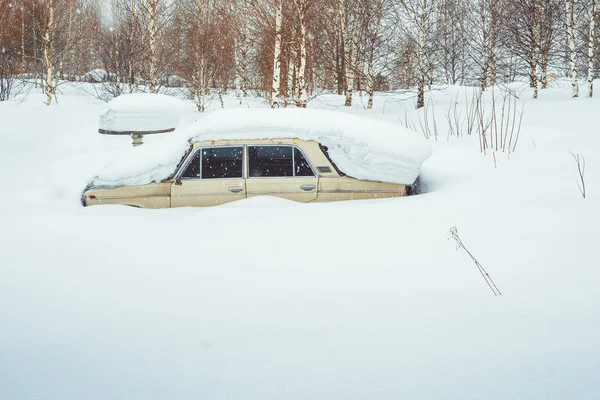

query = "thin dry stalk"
569;152;587;198
510;103;525;153
449;227;502;296
430;99;438;141
465;89;479;136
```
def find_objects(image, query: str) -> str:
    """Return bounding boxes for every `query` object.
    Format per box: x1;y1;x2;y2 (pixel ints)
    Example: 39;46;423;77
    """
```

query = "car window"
248;146;293;177
294;147;314;176
202;147;243;179
181;151;201;178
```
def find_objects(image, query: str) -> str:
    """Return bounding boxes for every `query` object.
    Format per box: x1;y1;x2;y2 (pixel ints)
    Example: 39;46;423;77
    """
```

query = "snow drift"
90;108;432;187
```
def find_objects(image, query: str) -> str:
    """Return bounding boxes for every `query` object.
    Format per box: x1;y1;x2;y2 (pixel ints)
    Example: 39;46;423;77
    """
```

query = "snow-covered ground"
1;82;599;400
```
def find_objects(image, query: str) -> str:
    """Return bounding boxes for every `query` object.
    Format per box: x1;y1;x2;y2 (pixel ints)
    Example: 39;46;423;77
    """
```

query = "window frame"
178;145;245;181
246;144;316;179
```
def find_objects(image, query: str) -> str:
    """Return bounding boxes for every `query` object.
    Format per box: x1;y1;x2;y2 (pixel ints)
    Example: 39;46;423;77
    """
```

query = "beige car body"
83;138;406;208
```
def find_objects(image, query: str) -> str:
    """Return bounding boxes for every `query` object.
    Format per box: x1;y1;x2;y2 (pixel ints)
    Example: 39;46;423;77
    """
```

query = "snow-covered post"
587;0;596;97
566;0;579;97
271;0;283;108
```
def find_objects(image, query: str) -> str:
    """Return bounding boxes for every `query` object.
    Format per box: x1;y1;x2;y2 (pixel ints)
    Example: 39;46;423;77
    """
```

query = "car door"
245;145;318;202
171;146;246;207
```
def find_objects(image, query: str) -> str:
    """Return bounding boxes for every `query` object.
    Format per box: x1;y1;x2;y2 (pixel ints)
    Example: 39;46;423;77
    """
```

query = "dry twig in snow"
449;227;502;296
569;152;586;199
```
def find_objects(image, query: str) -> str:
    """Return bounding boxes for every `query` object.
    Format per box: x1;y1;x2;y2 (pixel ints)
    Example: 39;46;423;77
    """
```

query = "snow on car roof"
90;108;432;187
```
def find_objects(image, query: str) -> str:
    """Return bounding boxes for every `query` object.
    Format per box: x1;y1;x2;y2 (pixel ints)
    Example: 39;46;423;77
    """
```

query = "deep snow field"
1;82;599;400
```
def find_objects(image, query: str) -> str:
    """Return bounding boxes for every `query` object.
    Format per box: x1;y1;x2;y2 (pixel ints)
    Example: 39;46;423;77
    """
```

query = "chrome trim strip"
172;193;243;197
247;191;307;195
93;194;170;200
319;190;400;194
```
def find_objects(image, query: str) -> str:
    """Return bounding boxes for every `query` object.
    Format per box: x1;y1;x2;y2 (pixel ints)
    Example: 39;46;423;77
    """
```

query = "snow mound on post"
90;108;432;187
99;93;187;134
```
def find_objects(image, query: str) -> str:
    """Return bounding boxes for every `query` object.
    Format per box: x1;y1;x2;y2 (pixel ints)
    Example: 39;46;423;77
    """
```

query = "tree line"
0;0;597;107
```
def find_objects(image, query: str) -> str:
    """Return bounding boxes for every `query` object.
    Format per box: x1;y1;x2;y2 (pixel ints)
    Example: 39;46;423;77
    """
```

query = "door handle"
228;186;243;193
300;184;316;191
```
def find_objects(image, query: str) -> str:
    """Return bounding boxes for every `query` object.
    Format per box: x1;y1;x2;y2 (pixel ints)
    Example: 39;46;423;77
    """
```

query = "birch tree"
234;0;251;98
292;0;309;107
140;0;159;92
337;0;360;106
566;0;579;97
35;0;83;104
42;0;57;104
538;0;561;89
437;0;468;84
271;0;283;107
362;0;387;109
398;0;436;108
587;0;596;97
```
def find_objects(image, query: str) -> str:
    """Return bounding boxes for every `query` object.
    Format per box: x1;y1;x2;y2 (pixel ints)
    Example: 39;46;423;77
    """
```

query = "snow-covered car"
82;108;431;208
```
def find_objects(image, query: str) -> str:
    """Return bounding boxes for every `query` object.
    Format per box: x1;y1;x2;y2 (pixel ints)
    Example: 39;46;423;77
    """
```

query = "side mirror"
175;177;182;186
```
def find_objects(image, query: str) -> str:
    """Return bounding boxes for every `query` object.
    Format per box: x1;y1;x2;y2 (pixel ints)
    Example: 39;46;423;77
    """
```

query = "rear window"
248;146;315;178
248;146;293;177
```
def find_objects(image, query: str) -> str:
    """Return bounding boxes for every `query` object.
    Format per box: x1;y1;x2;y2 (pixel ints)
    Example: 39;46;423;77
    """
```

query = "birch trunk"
480;1;488;92
490;0;497;86
366;2;383;110
21;5;26;72
147;0;158;93
43;0;56;105
339;0;353;107
32;0;38;86
566;0;579;97
129;0;136;90
271;0;282;108
293;58;300;103
366;49;375;109
540;0;551;89
345;28;358;106
416;2;427;109
531;0;539;98
295;0;308;108
285;53;294;107
236;0;249;98
588;0;596;97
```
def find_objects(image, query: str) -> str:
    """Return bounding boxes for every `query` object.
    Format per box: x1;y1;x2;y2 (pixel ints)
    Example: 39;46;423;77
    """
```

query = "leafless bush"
569;152;586;199
478;87;525;156
401;88;524;153
399;99;438;140
449;226;502;296
415;99;438;140
0;48;17;101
